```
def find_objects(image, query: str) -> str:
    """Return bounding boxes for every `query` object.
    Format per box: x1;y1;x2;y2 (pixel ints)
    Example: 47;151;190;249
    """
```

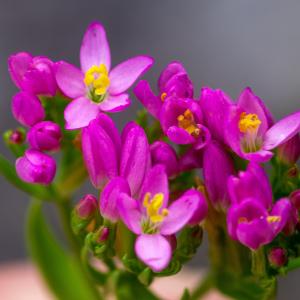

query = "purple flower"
228;162;273;209
150;141;179;177
134;61;193;118
118;165;207;271
226;87;300;162
8;52;57;96
16;149;56;184
27;121;62;151
82;114;150;193
55;22;154;129
12;91;45;127
277;134;300;165
227;197;293;250
203;141;235;209
159;98;211;149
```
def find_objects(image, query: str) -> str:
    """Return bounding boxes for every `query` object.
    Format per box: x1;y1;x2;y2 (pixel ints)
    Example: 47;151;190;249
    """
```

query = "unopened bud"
290;190;300;210
97;227;109;243
76;194;98;219
268;247;287;268
278;134;300;165
4;128;25;144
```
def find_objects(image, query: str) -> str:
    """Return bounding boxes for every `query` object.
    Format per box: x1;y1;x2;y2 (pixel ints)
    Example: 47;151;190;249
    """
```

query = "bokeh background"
0;0;299;298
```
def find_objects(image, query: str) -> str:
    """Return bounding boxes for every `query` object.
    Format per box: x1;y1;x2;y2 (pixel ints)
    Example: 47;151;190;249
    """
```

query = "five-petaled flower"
55;21;154;129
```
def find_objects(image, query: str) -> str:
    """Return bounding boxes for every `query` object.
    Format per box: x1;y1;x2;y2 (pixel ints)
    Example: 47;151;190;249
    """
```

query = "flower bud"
76;194;98;219
268;247;287;268
15;149;56;184
150;141;178;177
97;227;109;243
290;190;300;210
27;121;62;151
12;91;45;127
277;134;300;165
4;128;25;144
8;52;57;96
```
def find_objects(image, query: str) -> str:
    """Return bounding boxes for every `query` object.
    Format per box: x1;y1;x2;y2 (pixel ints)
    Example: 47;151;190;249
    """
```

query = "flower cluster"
5;21;300;285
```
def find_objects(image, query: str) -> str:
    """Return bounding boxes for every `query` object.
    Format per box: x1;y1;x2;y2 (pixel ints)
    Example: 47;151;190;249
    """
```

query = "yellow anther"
161;92;167;101
84;64;110;96
177;109;200;136
239;112;261;133
238;217;248;224
143;193;169;224
267;216;281;223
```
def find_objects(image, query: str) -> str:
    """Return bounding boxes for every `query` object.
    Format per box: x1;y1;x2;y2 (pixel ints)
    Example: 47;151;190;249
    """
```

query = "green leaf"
26;199;102;300
0;153;55;201
180;288;191;300
113;271;159;300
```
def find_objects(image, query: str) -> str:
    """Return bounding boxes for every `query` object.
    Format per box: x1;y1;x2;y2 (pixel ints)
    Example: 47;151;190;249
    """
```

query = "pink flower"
55;22;154;129
117;165;207;272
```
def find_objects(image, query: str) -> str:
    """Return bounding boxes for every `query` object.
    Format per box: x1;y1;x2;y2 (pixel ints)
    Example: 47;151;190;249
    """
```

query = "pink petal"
55;61;85;98
139;165;169;208
242;149;274;163
263;111;300;150
109;56;154;95
80;21;111;72
133;80;162;119
135;234;171;272
166;126;195;144
160;190;202;235
8;52;33;88
64;97;99;129
98;93;130;112
100;177;130;222
117;193;142;234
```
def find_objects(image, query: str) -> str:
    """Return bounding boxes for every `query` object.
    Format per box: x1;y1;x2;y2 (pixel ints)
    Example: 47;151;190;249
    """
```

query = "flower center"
177;109;200;136
267;216;281;223
84;64;110;103
238;112;262;153
142;192;169;234
160;92;167;101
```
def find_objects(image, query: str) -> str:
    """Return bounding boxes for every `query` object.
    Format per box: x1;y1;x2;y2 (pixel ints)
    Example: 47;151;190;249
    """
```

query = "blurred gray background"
0;0;299;298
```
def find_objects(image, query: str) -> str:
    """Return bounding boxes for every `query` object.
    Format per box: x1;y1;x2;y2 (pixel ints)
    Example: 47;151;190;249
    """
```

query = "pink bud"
9;129;25;144
76;194;98;219
27;121;62;151
277;134;300;165
268;247;287;268
290;190;300;210
15;149;56;184
12;92;45;127
97;227;109;243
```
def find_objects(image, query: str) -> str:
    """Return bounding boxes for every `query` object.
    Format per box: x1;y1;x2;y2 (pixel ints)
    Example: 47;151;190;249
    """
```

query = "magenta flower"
117;164;207;271
226;87;300;162
12;91;45;127
55;22;154;129
203;141;235;209
150;141;179;177
228;162;273;209
134;62;210;148
16;149;56;184
227;197;293;250
134;61;193;119
27;121;62;152
8;52;57;96
82;114;150;193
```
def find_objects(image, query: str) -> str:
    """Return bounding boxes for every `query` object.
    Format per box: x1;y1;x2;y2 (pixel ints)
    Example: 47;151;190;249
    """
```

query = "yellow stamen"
84;64;110;96
177;109;200;136
239;112;261;133
267;216;281;223
161;92;167;101
143;192;169;224
238;217;248;224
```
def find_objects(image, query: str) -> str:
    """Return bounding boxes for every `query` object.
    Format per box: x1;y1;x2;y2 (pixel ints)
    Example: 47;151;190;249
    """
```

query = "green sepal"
122;254;146;274
180;288;191;300
138;267;154;286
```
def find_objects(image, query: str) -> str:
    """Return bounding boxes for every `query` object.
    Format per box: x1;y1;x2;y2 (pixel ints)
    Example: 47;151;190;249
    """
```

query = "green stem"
251;247;266;278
